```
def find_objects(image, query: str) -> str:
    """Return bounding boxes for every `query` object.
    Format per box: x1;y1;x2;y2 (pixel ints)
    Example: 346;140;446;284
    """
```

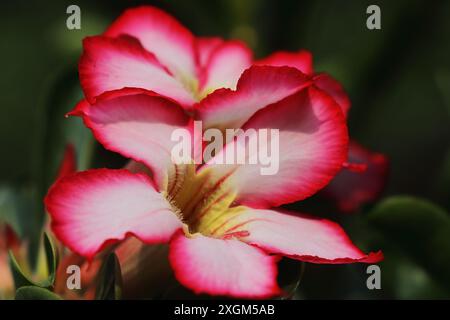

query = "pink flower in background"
324;141;388;212
0;225;20;298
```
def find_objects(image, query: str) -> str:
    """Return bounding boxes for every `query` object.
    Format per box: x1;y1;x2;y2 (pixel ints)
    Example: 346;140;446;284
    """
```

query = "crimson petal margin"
235;208;383;264
196;65;312;130
104;5;197;82
255;50;314;75
79;35;196;108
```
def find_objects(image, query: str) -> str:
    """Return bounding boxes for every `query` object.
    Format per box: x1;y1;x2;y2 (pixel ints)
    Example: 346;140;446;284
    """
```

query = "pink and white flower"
77;5;388;213
44;5;384;298
46;82;382;298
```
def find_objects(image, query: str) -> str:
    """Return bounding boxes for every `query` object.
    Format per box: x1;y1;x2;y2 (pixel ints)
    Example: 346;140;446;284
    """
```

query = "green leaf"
9;233;59;290
381;252;449;299
8;251;38;289
368;196;450;292
43;232;58;286
15;286;62;300
95;253;122;300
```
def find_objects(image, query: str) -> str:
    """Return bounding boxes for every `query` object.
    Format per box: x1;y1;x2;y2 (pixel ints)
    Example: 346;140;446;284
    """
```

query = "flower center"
178;74;214;102
165;164;247;239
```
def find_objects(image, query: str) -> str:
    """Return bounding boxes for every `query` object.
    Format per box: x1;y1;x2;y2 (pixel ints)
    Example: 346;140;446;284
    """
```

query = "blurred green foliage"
0;0;449;299
368;196;450;296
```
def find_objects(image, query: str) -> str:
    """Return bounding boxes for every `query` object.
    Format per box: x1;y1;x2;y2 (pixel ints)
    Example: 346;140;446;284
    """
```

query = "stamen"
167;166;242;237
223;230;250;240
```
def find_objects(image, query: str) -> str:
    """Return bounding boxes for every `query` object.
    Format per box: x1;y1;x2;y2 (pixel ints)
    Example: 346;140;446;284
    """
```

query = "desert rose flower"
78;5;388;213
45;69;382;297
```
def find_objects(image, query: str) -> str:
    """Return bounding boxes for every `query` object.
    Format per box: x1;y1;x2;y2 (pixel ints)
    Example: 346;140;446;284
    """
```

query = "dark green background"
0;0;449;299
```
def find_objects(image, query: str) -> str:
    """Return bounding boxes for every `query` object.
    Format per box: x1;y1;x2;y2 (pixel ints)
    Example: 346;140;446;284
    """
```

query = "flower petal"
79;35;196;108
323;141;389;212
76;88;192;191
203;86;348;208
255;51;351;116
199;40;253;94
104;5;197;82
313;73;351;117
45;169;181;259
169;230;280;298
255;50;314;75
55;144;76;180
195;37;224;68
196;65;311;130
233;208;383;264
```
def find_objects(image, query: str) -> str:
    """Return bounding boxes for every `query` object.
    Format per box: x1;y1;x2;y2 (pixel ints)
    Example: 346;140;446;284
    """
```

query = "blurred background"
0;0;449;299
